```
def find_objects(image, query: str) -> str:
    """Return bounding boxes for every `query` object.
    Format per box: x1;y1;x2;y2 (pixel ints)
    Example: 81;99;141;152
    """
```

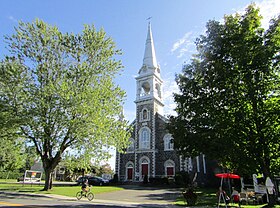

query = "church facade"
115;23;208;183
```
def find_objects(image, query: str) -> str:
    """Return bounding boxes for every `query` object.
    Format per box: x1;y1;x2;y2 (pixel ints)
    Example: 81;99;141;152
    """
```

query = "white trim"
188;157;193;172
196;156;200;172
152;108;156;177
180;155;183;171
203;154;206;174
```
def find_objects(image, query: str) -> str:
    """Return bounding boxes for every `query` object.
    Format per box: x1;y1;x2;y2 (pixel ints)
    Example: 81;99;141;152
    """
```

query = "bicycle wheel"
87;192;94;201
76;191;83;200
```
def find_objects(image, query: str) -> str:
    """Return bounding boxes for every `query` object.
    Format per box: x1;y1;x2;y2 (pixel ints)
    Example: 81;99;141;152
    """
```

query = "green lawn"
0;180;124;198
175;188;218;207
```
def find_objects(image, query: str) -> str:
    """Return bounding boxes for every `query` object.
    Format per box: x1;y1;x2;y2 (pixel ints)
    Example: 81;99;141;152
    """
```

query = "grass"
175;187;280;208
0;180;124;198
175;187;218;207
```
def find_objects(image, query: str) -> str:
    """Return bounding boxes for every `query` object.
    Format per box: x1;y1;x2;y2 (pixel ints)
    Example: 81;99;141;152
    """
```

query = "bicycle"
76;186;94;201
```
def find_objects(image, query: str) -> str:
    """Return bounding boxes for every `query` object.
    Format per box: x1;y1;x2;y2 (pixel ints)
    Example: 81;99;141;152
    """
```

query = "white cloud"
170;0;280;61
162;74;179;117
171;32;192;52
171;31;197;59
256;0;280;29
8;16;18;23
231;0;279;29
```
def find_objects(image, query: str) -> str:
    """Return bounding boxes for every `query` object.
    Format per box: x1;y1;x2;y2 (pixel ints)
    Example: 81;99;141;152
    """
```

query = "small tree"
0;19;130;190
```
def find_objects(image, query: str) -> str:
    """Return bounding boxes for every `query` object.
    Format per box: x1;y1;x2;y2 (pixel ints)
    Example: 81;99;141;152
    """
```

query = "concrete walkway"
95;185;180;207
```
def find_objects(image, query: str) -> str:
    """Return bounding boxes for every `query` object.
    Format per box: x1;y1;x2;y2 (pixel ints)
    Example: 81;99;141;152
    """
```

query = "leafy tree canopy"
169;5;280;179
0;137;25;172
0;19;130;190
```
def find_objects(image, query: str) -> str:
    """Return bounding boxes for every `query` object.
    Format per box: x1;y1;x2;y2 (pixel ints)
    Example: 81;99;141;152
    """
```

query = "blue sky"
1;0;279;168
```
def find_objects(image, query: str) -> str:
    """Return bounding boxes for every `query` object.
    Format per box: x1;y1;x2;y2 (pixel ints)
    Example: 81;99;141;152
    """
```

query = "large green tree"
0;137;25;173
0;19;130;190
0;75;25;173
169;4;279;193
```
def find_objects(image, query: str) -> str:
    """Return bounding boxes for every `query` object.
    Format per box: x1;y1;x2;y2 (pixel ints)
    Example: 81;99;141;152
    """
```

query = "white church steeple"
143;22;158;69
138;22;161;76
135;22;164;115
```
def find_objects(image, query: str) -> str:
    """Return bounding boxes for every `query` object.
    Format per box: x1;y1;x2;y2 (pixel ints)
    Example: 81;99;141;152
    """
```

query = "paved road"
97;185;180;206
0;185;181;208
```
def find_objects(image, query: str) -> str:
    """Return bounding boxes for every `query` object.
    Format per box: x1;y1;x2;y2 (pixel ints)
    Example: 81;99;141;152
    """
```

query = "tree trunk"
43;167;53;191
40;150;62;191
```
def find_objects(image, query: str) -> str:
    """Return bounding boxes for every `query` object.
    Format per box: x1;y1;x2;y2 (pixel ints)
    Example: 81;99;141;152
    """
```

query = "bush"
0;171;22;179
143;174;148;184
175;171;191;187
109;174;119;185
149;177;169;185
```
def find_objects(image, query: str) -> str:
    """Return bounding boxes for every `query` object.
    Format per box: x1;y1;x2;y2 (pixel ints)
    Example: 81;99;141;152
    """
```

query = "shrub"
109;173;119;185
0;171;22;179
149;177;169;185
175;171;191;187
143;174;148;184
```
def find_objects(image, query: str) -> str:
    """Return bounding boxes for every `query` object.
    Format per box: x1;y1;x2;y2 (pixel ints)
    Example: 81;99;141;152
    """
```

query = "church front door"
141;163;148;179
167;167;174;177
127;167;133;180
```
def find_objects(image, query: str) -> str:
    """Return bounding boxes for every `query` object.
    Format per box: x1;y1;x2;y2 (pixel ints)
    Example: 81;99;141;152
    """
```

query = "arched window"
143;109;148;119
140;108;150;121
140;81;151;96
163;134;174;151
127;138;135;152
155;83;161;98
165;160;175;177
139;127;150;149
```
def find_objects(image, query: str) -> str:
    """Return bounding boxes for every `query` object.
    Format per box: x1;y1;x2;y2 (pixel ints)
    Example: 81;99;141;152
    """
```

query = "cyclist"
81;179;89;193
76;179;94;201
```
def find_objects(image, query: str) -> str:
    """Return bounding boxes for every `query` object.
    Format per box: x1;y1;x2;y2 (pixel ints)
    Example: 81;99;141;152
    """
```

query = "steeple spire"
135;21;164;113
142;22;158;69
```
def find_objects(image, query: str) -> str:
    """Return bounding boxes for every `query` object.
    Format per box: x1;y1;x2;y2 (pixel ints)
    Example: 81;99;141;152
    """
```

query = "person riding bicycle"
81;179;89;192
76;178;94;201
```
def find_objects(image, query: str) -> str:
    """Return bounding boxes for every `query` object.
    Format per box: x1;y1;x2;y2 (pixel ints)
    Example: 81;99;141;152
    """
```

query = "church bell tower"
134;22;164;179
135;22;164;114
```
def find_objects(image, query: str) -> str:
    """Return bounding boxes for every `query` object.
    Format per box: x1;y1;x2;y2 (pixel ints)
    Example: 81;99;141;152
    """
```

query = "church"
115;23;208;183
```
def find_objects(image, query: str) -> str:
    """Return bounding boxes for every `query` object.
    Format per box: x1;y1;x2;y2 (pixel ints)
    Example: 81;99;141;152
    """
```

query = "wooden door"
127;168;133;180
167;167;174;177
141;164;148;178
